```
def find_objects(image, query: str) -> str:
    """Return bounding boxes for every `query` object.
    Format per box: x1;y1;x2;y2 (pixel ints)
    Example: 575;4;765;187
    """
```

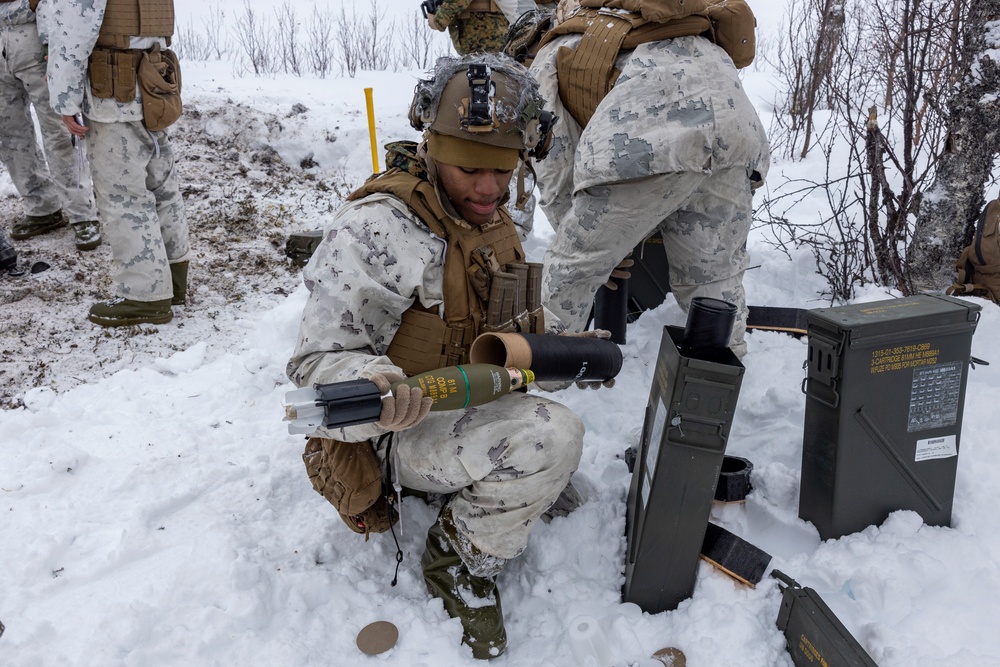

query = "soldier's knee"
534;401;584;472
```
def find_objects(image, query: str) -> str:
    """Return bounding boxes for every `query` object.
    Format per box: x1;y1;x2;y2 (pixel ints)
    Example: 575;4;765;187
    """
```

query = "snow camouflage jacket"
44;0;170;121
0;0;37;27
286;146;537;444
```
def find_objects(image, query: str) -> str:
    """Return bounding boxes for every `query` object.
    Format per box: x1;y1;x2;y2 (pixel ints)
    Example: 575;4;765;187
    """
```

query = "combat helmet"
409;53;556;172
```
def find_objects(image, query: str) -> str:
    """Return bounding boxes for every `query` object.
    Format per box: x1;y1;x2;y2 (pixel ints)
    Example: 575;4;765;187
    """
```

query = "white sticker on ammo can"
914;434;957;461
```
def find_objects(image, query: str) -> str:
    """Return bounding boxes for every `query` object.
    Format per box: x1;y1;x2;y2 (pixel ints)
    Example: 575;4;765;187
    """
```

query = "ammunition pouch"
483;262;544;333
137;43;182;131
386;308;476;377
89;47;141;103
302;436;398;539
89;43;182;130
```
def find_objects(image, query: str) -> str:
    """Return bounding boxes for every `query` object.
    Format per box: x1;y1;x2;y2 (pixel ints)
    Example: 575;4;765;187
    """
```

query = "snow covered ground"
2;1;999;666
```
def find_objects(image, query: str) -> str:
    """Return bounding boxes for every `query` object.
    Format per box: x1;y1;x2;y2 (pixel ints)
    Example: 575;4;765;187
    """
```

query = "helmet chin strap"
514;151;536;211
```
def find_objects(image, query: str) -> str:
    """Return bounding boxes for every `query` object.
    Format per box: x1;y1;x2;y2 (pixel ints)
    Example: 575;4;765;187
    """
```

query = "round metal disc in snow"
653;647;687;667
356;620;399;655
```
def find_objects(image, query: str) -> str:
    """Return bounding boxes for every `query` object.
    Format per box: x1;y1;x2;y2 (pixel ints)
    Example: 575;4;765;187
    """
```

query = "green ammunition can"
623;325;745;613
285;229;324;268
799;294;982;540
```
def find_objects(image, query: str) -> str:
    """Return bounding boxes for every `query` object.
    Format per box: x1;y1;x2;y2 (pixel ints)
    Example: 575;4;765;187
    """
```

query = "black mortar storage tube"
680;297;737;361
594;276;628;344
469;332;623;383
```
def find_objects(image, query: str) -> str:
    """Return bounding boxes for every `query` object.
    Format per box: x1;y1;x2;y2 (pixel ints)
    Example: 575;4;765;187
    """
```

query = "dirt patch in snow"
0;100;354;409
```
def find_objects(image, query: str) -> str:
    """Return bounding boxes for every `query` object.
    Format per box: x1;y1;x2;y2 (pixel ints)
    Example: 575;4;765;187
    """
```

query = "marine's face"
434;161;514;227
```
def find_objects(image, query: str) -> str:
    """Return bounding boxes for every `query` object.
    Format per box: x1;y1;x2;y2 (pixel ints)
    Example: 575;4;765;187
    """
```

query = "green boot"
88;297;173;327
170;261;189;305
422;507;507;660
11;211;66;240
71;220;102;251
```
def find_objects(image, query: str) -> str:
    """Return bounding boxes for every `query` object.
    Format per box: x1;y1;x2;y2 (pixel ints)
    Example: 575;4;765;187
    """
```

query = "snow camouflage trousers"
531;35;770;356
380;391;583;560
86;120;189;301
541;169;755;356
0;21;98;221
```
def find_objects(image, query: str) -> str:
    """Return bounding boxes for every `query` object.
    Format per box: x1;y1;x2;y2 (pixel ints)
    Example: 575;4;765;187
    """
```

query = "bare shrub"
306;5;336;78
763;0;972;300
232;0;274;75
394;10;448;70
274;0;302;76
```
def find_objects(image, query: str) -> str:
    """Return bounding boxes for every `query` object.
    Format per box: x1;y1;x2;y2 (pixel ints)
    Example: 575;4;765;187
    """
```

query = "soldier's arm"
45;0;106;116
287;199;444;385
430;0;474;29
286;200;445;441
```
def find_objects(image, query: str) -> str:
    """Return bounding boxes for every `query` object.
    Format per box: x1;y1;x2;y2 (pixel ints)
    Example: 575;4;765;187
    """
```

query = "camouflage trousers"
541;168;754;357
379;391;583;560
86;120;189;301
0;22;97;222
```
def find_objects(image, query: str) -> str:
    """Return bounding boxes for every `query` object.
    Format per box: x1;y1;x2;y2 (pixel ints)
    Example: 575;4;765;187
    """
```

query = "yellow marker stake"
365;87;379;173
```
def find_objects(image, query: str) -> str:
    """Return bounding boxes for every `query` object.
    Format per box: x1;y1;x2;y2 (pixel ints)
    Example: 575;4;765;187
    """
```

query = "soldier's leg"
659;166;754;358
146;130;190;264
0;62;61;217
540;172;703;333
13;23;97;224
87;121;173;301
390;391;584;560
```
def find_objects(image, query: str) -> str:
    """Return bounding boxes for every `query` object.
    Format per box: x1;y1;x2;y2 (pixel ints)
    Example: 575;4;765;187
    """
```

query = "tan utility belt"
88;46;144;103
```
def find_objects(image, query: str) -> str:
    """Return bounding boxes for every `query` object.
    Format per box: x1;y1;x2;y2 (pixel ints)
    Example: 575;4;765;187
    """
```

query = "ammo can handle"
801;377;841;409
770;569;798;589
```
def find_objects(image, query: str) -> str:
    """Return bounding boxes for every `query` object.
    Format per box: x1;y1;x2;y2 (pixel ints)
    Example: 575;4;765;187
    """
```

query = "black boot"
422;507;507;660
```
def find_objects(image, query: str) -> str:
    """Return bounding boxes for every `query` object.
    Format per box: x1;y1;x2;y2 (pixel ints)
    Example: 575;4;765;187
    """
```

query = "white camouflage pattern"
287;192;583;559
44;0;189;301
531;34;770;356
1;1;97;222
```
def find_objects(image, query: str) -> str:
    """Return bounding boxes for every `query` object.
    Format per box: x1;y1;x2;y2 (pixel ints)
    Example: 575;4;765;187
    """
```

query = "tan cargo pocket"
88;49;115;99
302;437;398;538
112;51;138;103
137;44;182;131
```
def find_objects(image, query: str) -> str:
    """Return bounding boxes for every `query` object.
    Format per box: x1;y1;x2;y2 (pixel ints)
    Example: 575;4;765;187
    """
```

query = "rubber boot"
88;297;173;327
11;211;66;239
72;220;102;251
422;507;507;660
170;261;189;306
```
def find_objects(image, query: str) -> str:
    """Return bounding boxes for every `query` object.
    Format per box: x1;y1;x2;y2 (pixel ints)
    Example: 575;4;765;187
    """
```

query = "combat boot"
88;297;173;327
10;211;67;240
422;506;507;660
170;261;189;305
71;220;102;251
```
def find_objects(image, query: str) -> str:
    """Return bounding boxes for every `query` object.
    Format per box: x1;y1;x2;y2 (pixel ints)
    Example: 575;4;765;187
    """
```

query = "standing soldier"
44;0;189;327
524;0;770;358
1;0;100;251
